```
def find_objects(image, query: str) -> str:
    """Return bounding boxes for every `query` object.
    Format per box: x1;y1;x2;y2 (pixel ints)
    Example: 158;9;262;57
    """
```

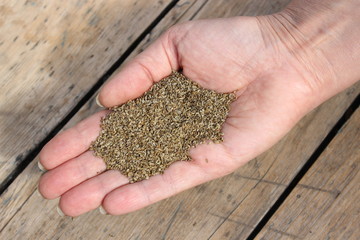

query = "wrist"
263;0;360;106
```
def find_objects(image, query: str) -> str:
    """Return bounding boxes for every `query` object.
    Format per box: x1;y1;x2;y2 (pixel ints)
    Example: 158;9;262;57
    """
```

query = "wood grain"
0;0;292;238
0;0;204;232
0;0;172;186
1;82;357;239
207;85;359;240
255;109;360;240
1;0;359;239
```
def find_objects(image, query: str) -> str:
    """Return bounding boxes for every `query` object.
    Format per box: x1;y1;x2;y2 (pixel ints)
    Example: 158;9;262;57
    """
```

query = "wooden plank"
207;85;359;240
2;83;358;240
256;109;360;240
0;0;206;231
0;0;292;238
0;0;172;186
1;1;359;240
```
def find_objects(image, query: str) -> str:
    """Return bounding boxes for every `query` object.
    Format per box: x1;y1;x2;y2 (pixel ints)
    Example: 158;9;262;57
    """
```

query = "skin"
38;0;359;216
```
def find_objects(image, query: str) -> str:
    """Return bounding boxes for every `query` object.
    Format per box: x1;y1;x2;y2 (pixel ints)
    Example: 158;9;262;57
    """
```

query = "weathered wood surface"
0;0;172;187
204;86;359;240
0;0;207;232
256;109;360;240
0;0;359;239
1;85;357;240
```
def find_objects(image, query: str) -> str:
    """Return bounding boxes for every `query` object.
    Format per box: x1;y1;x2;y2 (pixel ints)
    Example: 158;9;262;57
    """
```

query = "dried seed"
90;71;235;183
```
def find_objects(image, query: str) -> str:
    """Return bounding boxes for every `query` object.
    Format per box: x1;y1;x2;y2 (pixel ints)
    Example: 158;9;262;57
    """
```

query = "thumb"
98;31;179;107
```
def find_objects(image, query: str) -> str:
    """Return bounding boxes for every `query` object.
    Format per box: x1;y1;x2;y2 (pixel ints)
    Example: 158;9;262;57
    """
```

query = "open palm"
39;16;322;216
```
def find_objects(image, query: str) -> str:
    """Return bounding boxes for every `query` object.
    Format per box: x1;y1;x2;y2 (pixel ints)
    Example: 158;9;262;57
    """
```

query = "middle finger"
38;151;106;199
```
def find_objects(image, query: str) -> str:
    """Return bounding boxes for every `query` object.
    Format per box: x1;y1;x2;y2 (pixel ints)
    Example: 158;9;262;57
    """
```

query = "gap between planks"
0;0;210;232
246;94;360;240
3;0;354;238
0;0;180;196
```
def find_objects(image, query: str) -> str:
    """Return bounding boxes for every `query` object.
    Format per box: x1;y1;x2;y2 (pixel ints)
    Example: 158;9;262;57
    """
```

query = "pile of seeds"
90;71;235;183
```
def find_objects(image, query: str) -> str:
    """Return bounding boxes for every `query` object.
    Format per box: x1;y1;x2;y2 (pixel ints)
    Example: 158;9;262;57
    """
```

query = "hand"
38;2;359;216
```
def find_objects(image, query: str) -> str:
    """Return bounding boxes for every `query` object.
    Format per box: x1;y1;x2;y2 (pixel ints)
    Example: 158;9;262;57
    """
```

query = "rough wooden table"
0;0;359;239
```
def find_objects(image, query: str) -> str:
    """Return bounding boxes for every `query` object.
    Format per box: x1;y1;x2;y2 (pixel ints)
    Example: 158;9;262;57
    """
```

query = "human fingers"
39;110;108;170
59;170;128;217
97;31;179;108
38;151;106;199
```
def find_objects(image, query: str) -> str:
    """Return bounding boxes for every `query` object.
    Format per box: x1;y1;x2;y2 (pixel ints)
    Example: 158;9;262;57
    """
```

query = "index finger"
97;31;178;108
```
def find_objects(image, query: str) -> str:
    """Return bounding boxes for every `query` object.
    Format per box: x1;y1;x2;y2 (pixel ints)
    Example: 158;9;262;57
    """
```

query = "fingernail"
35;188;43;198
99;206;108;215
57;205;65;217
38;161;46;172
96;94;104;108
